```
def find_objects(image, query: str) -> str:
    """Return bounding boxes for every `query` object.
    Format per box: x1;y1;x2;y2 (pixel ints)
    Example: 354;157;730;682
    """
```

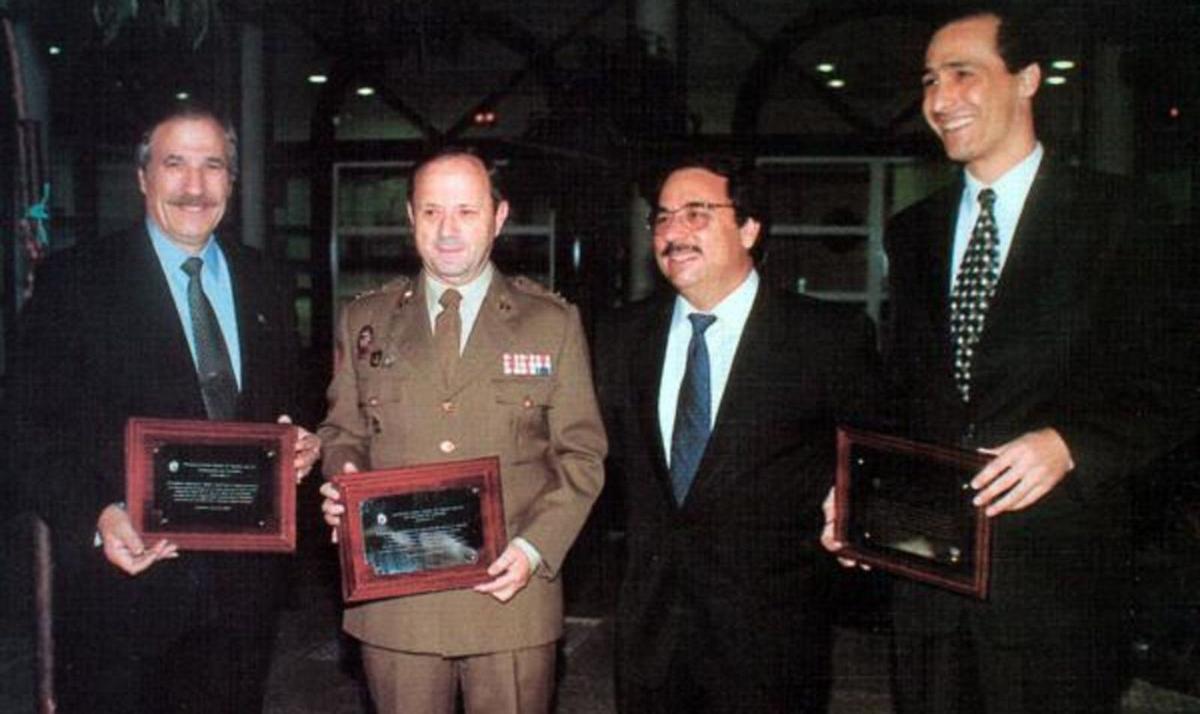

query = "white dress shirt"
658;270;760;464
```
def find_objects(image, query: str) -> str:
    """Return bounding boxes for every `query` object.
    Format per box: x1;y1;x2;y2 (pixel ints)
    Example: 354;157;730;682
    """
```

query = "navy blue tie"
670;313;717;504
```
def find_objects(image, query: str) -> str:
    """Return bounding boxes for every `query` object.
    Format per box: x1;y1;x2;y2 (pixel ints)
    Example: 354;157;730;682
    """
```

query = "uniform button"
441;401;455;413
371;417;382;434
367;396;380;407
522;397;534;409
439;440;456;454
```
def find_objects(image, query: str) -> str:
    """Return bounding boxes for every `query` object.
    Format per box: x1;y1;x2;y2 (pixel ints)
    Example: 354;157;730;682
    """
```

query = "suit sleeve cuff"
512;536;542;575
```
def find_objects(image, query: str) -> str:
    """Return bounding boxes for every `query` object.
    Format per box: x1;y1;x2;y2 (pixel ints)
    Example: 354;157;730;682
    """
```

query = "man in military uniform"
318;148;606;714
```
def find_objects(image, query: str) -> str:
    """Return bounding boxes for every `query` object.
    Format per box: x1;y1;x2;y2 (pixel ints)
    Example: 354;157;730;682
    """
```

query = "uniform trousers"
360;641;556;714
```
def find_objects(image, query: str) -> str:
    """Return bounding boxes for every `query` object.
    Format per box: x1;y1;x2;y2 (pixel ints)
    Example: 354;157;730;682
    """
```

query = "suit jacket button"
439;440;456;454
441;401;455;413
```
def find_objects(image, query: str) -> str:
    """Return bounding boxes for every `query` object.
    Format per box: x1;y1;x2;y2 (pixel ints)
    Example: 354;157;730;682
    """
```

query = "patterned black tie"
670;313;717;504
435;288;463;383
949;188;1000;402
181;257;238;420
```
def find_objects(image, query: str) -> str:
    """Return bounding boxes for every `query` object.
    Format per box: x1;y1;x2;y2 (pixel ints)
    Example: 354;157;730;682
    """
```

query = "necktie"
435;288;463;383
670;313;717;504
949;187;1000;402
181;257;238;420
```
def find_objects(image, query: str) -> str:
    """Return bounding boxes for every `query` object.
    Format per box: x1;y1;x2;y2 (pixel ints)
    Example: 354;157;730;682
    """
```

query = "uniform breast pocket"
492;378;554;464
357;374;411;445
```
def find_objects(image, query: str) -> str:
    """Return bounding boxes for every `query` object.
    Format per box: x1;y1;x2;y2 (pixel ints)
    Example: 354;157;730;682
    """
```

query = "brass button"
367;396;380;407
441;401;455;413
439;440;456;454
522;397;534;409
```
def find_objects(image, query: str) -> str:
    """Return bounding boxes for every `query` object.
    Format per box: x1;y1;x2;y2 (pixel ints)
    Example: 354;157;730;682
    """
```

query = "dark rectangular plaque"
333;457;506;603
125;417;297;552
834;427;992;599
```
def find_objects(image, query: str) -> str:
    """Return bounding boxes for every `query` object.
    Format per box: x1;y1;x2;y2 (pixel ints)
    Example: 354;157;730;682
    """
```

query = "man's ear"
739;217;761;250
493;199;511;236
1018;62;1041;99
137;168;148;196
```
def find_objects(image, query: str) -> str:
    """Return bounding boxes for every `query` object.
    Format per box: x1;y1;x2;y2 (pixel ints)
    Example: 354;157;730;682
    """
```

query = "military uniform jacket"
319;269;607;656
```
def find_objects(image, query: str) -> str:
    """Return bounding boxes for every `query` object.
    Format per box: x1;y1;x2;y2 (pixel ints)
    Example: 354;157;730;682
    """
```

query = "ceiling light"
1169;107;1181;119
48;45;62;56
827;78;845;89
356;86;375;97
175;91;190;100
308;74;328;84
816;63;835;73
1045;76;1067;86
1050;60;1076;70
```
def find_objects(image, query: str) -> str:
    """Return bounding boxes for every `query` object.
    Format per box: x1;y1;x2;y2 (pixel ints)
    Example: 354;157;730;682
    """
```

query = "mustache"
661;242;702;258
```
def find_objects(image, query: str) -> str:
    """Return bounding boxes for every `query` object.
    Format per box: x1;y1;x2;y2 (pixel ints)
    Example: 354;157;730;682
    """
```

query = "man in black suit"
598;155;884;713
824;7;1195;713
7;107;320;713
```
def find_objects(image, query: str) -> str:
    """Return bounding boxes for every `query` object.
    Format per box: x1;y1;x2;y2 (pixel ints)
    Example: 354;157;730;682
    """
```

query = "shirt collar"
423;262;495;313
146;217;225;279
672;269;760;329
963;142;1043;206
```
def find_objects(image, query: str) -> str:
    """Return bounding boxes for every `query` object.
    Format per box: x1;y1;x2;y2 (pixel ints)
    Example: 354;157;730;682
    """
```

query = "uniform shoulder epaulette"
508;274;568;307
352;275;414;304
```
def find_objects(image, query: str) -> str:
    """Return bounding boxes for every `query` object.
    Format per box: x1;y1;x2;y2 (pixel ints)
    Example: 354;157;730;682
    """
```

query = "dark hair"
652;153;766;228
934;4;1044;74
406;145;504;207
136;104;239;180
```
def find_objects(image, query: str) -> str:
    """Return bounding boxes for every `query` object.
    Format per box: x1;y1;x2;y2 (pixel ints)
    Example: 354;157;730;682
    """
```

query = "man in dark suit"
824;7;1195;713
598;155;884;713
7;107;320;713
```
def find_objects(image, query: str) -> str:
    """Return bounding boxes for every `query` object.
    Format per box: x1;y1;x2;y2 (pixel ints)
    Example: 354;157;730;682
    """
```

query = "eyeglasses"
647;201;736;233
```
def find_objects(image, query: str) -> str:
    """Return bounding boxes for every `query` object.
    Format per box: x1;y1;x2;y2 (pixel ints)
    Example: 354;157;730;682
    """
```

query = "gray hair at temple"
135;105;240;181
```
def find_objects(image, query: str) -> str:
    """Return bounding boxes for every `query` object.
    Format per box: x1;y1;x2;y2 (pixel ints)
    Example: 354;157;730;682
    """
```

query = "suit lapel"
384;278;436;379
680;287;772;509
223;239;267;417
635;297;675;499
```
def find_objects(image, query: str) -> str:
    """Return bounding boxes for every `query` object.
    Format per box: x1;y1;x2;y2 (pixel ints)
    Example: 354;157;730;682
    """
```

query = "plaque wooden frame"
333;456;507;603
125;417;297;552
834;427;992;599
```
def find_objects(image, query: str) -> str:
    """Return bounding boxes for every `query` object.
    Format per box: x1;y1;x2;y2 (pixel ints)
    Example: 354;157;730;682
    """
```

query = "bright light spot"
175;91;190;100
308;74;328;84
48;46;62;56
816;63;835;73
1045;76;1067;86
1170;106;1181;119
356;86;375;97
1051;60;1076;70
827;78;846;89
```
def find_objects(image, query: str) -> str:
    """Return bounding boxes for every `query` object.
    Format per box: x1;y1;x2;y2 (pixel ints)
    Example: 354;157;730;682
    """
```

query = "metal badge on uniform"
357;325;374;360
502;352;553;376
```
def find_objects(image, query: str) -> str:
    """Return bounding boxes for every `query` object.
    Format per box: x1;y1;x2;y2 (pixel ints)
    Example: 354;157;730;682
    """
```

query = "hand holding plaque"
125;417;297;552
332;457;507;603
832;427;992;598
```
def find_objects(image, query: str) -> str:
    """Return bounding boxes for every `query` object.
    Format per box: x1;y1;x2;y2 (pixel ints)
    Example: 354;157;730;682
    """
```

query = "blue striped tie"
670;313;717;504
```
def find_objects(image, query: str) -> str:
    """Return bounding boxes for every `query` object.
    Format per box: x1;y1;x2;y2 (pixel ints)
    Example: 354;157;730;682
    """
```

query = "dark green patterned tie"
182;257;238;420
949;188;999;403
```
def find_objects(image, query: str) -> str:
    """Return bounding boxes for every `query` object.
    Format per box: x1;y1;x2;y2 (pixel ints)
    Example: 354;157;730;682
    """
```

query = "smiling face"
138;116;234;254
922;14;1040;183
407;154;509;286
653;167;759;311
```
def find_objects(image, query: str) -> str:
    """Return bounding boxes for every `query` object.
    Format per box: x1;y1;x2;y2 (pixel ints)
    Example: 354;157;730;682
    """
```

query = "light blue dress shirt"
147;220;243;388
950;143;1044;291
